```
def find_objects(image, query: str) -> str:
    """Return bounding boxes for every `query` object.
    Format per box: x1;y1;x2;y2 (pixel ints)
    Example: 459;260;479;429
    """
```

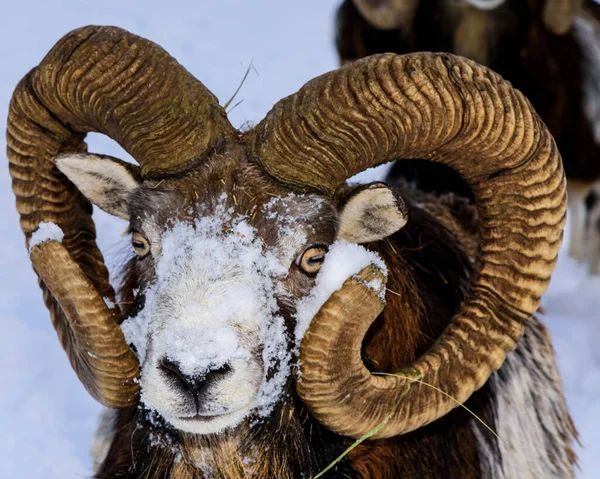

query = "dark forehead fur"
124;150;340;308
127;149;338;248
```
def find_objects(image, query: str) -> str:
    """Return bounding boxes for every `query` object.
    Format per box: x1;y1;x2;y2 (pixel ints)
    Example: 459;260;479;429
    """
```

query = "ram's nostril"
197;364;233;393
159;358;191;389
159;357;233;396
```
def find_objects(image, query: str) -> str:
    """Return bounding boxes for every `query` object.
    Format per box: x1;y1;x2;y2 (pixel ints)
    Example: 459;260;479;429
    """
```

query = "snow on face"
293;239;387;352
121;198;295;435
119;191;384;436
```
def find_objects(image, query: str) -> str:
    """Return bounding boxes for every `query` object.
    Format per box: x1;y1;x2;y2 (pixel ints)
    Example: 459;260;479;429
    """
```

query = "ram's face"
124;189;338;434
56;153;406;435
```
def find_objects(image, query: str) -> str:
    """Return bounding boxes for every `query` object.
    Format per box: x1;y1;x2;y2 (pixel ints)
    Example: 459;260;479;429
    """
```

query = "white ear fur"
55;153;140;220
337;183;408;243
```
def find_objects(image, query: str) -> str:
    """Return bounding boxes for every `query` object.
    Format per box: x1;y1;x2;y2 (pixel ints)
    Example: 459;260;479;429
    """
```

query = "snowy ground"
0;1;598;477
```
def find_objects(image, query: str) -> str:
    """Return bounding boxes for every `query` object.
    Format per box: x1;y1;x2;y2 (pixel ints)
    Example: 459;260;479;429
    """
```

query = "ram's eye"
297;245;328;275
132;231;150;257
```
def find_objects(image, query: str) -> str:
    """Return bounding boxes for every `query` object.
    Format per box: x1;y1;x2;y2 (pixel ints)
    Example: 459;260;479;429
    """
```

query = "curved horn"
30;241;139;407
352;0;419;30
543;0;583;35
254;53;566;438
7;26;235;407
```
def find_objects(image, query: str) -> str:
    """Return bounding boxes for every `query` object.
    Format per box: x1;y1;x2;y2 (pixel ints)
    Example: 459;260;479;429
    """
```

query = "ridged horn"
543;0;583;35
352;0;419;30
6;25;235;407
254;52;566;438
30;241;139;407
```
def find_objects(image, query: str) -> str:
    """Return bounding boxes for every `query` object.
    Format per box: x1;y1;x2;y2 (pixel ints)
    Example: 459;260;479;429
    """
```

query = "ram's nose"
159;357;232;398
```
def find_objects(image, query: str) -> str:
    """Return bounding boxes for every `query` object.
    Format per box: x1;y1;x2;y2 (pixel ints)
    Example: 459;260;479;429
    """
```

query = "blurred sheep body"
337;0;600;272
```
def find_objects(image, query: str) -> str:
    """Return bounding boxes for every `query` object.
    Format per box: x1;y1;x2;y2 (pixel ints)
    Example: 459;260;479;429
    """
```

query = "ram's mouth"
177;403;254;421
168;405;253;434
177;413;231;422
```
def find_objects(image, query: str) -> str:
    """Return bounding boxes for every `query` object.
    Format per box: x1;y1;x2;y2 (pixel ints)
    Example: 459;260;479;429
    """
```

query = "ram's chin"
165;407;252;435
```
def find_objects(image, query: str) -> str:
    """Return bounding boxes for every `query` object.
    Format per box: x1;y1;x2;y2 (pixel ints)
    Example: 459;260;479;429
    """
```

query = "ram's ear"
55;153;141;220
337;183;408;243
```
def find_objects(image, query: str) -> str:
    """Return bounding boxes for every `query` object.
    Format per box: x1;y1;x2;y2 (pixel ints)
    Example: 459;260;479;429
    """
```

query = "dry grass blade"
227;99;244;114
314;371;422;478
223;61;255;111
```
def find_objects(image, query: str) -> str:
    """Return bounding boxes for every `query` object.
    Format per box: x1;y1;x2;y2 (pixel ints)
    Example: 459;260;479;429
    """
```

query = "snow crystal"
28;222;64;251
262;193;323;227
103;297;114;309
120;309;150;364
254;314;291;417
294;240;387;350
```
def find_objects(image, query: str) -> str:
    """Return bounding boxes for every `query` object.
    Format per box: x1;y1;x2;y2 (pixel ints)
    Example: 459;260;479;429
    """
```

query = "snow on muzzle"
121;211;291;434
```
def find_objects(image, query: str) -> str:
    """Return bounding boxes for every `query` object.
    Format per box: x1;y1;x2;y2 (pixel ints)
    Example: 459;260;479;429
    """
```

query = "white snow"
254;313;292;417
0;1;598;477
120;310;149;364
28;222;64;251
121;201;291;424
294;240;387;349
